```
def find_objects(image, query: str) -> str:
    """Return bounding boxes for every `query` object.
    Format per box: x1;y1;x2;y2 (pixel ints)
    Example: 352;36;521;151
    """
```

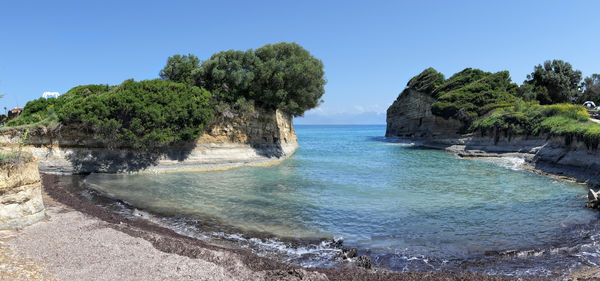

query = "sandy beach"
0;174;529;281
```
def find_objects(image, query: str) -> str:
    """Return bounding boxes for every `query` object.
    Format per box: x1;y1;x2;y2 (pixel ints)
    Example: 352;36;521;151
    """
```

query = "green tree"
516;83;537;102
159;54;200;84
192;49;258;103
578;74;600;104
525;60;582;104
193;42;326;116
252;42;326;116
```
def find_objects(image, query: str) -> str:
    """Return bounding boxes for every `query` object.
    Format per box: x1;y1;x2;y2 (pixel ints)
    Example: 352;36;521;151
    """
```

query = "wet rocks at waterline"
587;188;600;209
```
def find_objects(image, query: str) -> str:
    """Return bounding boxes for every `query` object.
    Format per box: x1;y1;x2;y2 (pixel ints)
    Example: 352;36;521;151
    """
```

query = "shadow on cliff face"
250;143;284;158
64;142;197;174
249;114;285;158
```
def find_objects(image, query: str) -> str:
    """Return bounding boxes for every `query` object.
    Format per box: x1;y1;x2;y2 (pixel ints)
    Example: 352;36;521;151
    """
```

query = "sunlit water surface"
81;125;600;278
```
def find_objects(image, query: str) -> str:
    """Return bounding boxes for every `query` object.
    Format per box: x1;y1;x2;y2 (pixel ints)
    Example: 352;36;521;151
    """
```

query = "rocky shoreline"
411;135;600;210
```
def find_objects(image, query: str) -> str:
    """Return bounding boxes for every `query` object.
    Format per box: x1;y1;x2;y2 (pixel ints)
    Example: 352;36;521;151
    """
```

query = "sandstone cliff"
385;89;463;139
0;108;297;174
0;160;45;230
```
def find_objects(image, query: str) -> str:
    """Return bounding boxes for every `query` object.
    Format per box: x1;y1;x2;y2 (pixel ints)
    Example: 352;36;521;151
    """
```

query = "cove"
82;125;600;278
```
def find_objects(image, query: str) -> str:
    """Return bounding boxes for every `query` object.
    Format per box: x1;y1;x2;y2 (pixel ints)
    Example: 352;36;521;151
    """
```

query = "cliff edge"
385;88;463;139
0;108;297;174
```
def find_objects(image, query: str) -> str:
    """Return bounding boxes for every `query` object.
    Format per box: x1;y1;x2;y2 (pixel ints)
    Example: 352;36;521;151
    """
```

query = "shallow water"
82;125;600;278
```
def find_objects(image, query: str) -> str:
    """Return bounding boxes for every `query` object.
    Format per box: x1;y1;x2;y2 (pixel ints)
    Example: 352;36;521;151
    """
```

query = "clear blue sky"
0;0;598;124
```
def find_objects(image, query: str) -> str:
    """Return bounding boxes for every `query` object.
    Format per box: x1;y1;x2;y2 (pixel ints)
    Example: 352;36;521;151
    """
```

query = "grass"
0;151;32;167
472;102;600;149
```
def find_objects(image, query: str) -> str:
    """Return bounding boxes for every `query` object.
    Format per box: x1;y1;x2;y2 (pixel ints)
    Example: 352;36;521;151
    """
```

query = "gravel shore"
0;174;531;281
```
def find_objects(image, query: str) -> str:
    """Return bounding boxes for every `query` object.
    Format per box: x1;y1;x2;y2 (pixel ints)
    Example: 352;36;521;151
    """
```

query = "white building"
43;91;60;99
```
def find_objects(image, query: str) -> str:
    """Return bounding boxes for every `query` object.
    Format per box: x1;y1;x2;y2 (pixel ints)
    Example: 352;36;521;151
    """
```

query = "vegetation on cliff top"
6;42;325;150
431;71;518;123
9;80;214;150
160;42;326;116
403;60;600;148
473;102;600;148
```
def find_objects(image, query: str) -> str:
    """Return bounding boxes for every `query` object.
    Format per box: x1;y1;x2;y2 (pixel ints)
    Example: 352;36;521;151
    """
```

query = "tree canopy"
525;60;582;104
578;74;600;104
165;42;326;116
192;49;257;103
159;54;200;84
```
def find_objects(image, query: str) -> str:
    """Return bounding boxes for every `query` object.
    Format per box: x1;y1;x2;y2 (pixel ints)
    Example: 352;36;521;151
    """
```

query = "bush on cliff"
473;101;600;148
6;84;112;128
431;68;491;98
6;97;59;126
57;79;214;150
431;71;518;123
8;80;214;151
406;68;445;95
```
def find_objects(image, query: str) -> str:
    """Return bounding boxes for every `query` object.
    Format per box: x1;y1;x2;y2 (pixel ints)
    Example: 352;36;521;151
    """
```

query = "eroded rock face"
385;89;463;139
0;108;298;174
0;160;45;230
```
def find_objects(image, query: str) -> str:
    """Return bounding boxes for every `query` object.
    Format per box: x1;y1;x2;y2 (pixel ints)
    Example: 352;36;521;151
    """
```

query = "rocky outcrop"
0;160;45;230
385;87;600;188
424;135;600;185
386;89;463;139
0;108;297;174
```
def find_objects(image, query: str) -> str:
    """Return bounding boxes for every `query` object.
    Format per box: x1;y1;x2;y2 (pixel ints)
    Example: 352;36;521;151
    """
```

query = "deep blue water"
81;125;600;278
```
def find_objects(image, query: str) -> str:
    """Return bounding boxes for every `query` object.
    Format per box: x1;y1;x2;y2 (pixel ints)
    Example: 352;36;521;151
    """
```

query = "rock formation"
0;160;45;230
385;89;463;139
0;108;297;174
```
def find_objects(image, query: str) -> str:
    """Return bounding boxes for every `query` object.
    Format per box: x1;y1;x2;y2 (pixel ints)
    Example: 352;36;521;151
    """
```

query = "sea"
70;125;600;279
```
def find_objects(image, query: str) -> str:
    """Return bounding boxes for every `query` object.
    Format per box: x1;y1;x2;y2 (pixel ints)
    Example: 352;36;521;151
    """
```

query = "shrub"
473;101;600;149
58;79;214;150
406;68;444;95
7;97;58;126
431;71;518;123
432;68;490;98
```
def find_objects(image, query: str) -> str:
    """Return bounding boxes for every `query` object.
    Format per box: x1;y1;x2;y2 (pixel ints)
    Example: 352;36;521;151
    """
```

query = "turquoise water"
82;125;600;277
